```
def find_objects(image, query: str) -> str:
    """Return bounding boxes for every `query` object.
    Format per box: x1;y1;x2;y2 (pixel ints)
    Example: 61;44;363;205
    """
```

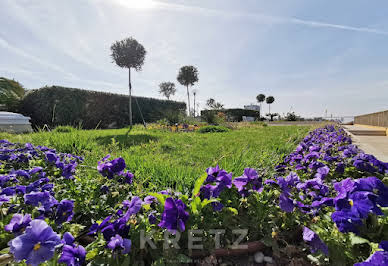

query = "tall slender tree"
256;93;265;119
159;82;176;100
266;96;275;115
177;65;199;116
111;37;146;129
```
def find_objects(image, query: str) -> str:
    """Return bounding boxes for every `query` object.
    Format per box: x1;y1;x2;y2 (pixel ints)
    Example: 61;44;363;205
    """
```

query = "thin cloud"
152;1;388;36
0;37;70;75
288;17;388;35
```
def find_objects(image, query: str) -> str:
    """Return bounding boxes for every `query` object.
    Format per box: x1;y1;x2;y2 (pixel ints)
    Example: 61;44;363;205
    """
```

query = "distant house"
244;105;260;111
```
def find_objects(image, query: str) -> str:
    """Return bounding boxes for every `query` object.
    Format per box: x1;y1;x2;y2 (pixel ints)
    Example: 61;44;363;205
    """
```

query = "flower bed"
148;123;203;132
0;125;387;265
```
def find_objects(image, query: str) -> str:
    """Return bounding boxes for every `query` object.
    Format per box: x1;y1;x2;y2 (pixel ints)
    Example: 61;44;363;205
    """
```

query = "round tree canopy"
110;37;146;71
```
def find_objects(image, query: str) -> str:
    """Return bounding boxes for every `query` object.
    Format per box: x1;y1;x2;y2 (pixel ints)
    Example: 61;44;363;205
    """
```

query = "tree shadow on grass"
95;134;159;148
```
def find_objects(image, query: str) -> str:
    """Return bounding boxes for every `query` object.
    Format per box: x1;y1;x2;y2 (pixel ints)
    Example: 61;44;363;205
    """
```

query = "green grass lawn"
0;124;310;193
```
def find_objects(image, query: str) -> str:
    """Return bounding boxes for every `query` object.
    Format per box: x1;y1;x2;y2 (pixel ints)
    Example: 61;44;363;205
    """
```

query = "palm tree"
256;93;265;119
177;66;199;116
266;96;275;116
111;37;146;129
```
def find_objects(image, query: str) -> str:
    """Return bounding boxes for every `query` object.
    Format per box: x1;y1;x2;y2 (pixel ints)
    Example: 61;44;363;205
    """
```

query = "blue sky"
1;0;388;118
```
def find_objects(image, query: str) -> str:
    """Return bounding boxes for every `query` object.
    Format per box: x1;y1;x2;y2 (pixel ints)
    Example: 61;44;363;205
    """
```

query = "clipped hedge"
20;86;186;129
201;108;260;122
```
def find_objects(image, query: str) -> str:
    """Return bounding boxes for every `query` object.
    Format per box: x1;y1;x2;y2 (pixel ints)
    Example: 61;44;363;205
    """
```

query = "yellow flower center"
33;243;41;251
271;231;278;238
349;200;353;206
63;212;67;216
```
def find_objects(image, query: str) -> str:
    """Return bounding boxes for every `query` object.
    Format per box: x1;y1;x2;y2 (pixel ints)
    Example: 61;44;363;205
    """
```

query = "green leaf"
201;198;218;208
192;173;208;196
149;192;167;206
191;197;201;214
349;233;370;245
227;207;238;215
86;248;98;260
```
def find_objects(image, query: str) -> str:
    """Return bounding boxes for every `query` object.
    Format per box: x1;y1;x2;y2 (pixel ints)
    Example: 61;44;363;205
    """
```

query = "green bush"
201;110;218;124
20;86;186;129
156;118;169;126
198;125;230;133
0;77;25;112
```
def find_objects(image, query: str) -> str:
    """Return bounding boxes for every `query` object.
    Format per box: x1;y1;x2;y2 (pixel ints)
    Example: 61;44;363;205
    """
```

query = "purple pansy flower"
232;168;263;197
29;167;43;175
62;162;77;179
122;171;134;184
0;194;10;206
4;213;32;235
315;166;330;180
62;232;75;245
45;152;58;163
279;192;294;212
200;166;232;199
58;244;86;266
211;201;224;211
55;200;74;224
24;191;58;212
13;169;31;179
1;186;16;196
107;234;131;254
331;177;388;233
58;232;86;266
302;226;328;255
9;219;61;266
143;195;157;205
122;196;142;215
158;198;189;234
97;156;126;179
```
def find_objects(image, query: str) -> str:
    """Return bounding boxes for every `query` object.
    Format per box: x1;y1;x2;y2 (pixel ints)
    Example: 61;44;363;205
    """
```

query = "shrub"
201;110;218;124
0;77;25;112
198;125;230;133
156;118;169;126
20;86;186;129
201;108;260;122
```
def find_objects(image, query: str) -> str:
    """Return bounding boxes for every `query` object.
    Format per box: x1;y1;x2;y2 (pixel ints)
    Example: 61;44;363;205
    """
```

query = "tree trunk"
193;93;196;117
186;85;191;116
128;68;132;129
